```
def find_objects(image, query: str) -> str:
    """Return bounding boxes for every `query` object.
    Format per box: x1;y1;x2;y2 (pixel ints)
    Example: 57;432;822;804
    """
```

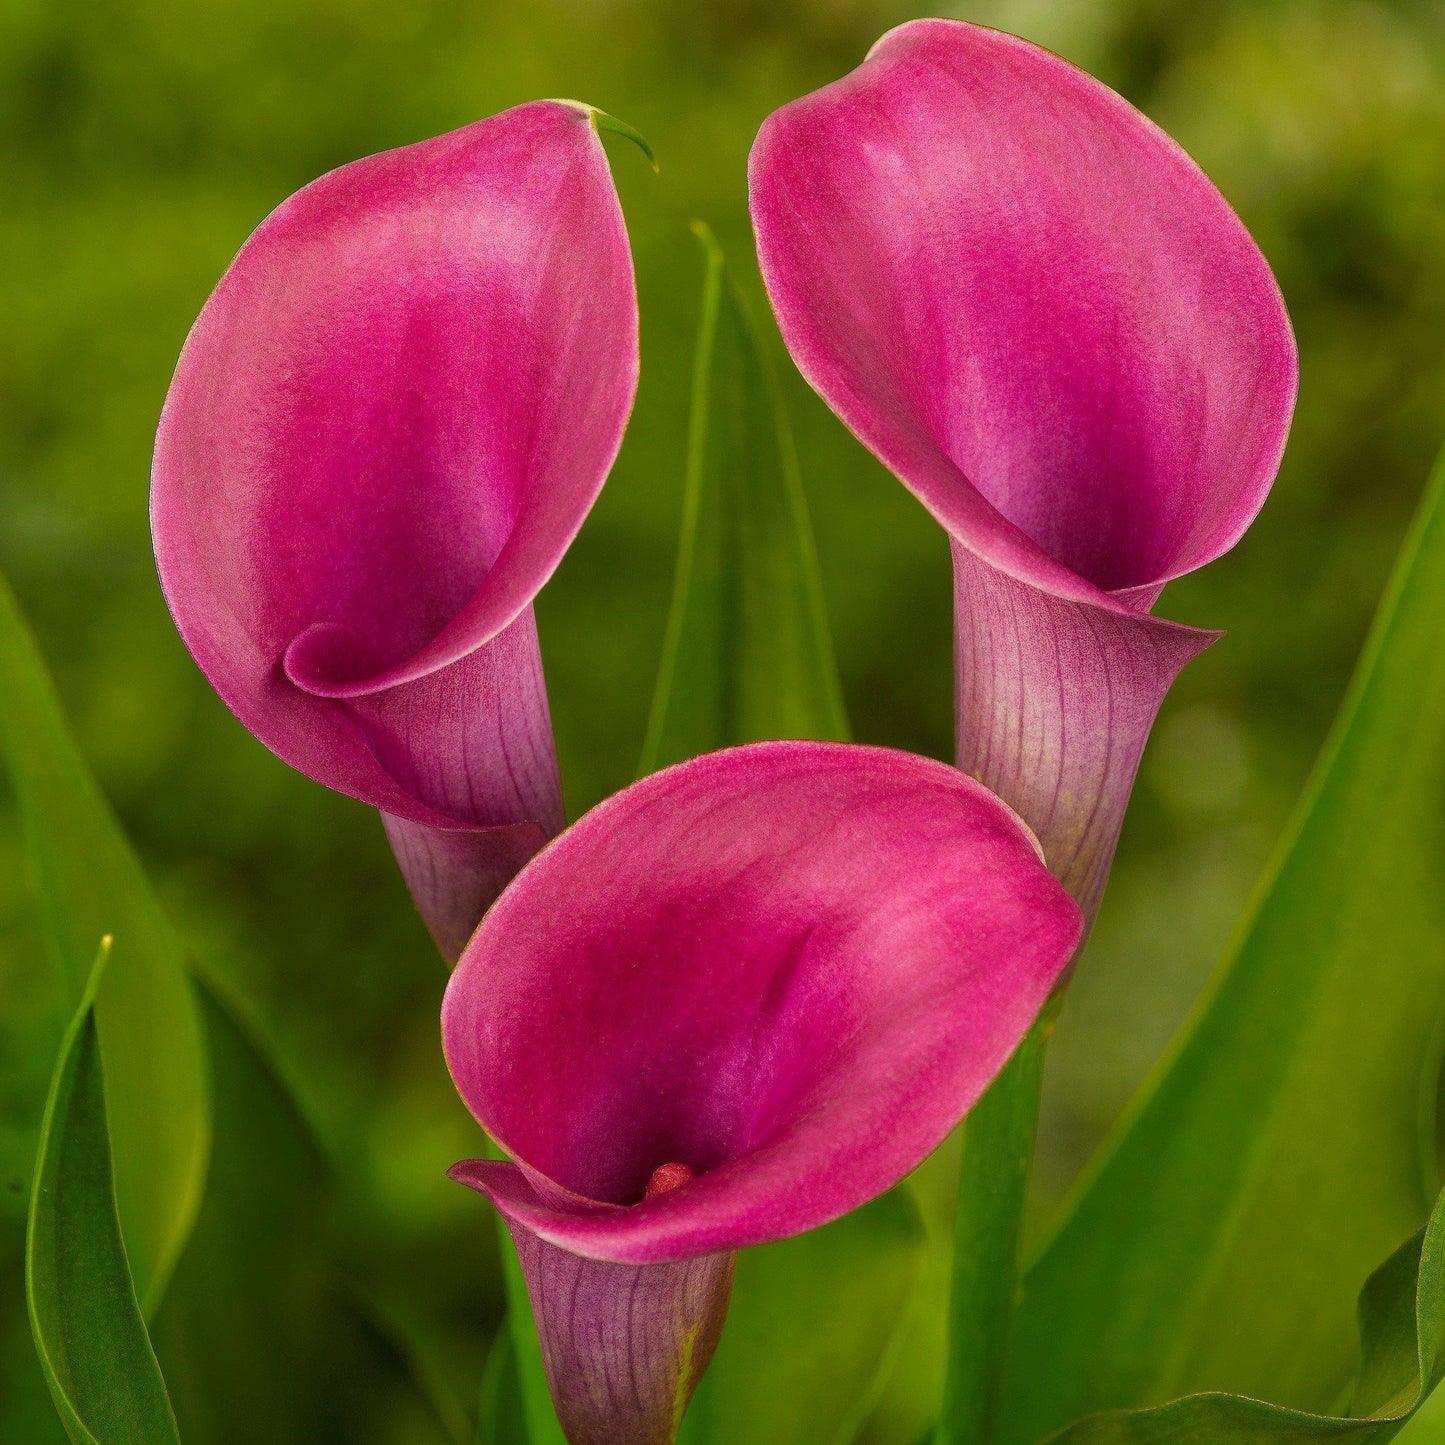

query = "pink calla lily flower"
152;100;639;959
443;741;1083;1443
750;20;1297;924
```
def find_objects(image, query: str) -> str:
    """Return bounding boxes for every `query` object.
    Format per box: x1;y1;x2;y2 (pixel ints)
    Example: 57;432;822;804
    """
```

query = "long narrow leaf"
26;940;182;1445
150;976;366;1443
475;1325;528;1445
1005;448;1445;1439
639;219;847;773
0;572;209;1310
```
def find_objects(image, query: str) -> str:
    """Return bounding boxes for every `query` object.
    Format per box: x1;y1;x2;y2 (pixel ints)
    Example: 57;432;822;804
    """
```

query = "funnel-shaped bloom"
443;741;1082;1443
751;21;1296;924
152;101;639;958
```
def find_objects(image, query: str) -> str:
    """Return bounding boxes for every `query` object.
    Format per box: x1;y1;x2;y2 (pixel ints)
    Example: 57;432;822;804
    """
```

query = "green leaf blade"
475;1324;529;1445
639;220;848;776
680;1189;924;1445
0;572;209;1312
26;941;181;1445
1043;1182;1445;1441
150;977;334;1443
151;975;458;1442
1006;448;1445;1438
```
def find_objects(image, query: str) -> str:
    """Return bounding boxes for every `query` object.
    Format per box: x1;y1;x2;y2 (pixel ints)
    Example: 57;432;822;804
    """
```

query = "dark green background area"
1;1;1443;1438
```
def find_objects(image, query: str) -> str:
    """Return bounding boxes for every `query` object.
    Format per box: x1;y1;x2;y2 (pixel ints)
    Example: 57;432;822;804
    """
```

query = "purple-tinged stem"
504;1225;735;1445
952;544;1214;933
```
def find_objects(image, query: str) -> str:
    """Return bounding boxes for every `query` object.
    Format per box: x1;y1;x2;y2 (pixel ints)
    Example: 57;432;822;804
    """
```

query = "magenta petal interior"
442;741;1082;1264
749;18;1297;599
152;99;638;813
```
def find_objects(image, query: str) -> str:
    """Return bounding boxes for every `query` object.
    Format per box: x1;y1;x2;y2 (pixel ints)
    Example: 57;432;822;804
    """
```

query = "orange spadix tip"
644;1162;695;1198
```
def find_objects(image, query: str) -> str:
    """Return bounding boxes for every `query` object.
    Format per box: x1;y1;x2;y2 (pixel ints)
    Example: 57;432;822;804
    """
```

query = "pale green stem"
936;1001;1058;1444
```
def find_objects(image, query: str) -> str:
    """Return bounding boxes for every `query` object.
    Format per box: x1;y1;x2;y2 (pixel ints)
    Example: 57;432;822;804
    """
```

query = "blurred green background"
2;0;1443;1438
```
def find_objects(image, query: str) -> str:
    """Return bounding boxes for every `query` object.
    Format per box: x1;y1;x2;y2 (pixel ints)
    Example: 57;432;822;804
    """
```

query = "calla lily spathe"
152;100;639;958
443;741;1083;1443
750;20;1297;924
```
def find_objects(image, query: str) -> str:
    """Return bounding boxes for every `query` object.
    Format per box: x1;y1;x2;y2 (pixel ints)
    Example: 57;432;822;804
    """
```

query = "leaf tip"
555;100;659;171
689;218;724;264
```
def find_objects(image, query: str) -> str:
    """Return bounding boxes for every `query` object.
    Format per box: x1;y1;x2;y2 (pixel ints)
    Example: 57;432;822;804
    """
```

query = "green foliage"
475;1325;528;1445
1006;451;1445;1440
150;979;394;1443
0;572;208;1313
3;567;447;1444
639;220;847;775
1048;1183;1445;1441
681;1187;923;1445
938;1015;1054;1445
26;940;181;1445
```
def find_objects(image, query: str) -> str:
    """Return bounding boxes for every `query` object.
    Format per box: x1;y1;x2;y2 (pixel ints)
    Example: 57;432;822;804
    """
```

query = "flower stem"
936;1002;1056;1444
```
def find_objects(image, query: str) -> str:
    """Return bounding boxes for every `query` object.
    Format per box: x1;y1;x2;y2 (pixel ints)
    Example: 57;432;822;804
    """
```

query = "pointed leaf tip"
557;100;658;170
0;567;208;1311
85;935;113;1005
640;226;849;776
592;108;658;170
27;937;182;1445
689;218;723;261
